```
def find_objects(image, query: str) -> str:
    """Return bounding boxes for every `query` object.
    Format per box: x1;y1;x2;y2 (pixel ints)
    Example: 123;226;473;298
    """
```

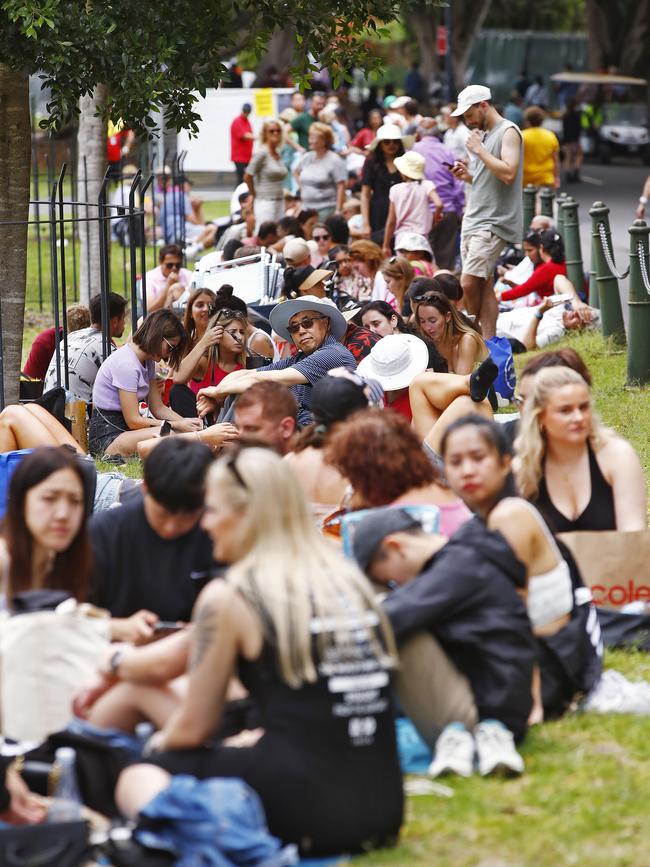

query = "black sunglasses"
313;234;330;241
411;291;438;303
162;261;182;270
287;314;328;335
225;451;248;490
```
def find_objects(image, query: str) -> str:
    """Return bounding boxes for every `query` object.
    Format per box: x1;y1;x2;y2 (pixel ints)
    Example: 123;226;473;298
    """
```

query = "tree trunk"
77;84;107;306
407;3;439;100
0;64;31;407
618;0;650;78
254;29;295;84
585;0;612;71
450;0;493;92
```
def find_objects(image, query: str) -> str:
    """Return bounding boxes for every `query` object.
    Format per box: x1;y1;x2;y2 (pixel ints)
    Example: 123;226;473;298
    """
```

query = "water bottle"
47;746;83;822
135;721;155;754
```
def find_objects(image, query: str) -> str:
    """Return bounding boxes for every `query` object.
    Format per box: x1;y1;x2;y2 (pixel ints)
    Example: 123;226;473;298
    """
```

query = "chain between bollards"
589;201;626;345
627;219;650;385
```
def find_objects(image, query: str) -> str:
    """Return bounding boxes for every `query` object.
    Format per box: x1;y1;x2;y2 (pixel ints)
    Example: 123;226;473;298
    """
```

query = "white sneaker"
184;242;203;259
474;720;525;777
427;723;475;778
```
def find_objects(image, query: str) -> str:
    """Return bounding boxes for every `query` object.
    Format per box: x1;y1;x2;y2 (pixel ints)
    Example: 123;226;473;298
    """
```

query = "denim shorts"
88;408;129;456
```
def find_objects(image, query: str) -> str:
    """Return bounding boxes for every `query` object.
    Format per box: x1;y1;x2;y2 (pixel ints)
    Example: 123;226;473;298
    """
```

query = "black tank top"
534;442;616;533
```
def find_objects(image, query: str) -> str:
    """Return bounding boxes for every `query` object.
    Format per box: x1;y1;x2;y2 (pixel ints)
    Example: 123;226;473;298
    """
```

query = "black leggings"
169;384;198;417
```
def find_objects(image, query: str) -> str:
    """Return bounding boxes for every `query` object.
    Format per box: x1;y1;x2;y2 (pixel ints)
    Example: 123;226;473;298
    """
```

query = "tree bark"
253;29;295;84
77;84;108;306
0;63;31;407
450;0;493;92
618;0;650;78
585;0;612;71
407;3;439;98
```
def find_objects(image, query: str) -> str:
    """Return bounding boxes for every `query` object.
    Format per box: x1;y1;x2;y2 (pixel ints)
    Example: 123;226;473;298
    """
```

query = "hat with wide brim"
357;333;429;392
270;295;348;341
368;123;414;151
451;84;492;117
394;151;426;180
299;268;334;294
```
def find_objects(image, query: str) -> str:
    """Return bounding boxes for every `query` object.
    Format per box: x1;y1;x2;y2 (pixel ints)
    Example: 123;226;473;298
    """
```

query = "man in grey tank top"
449;85;523;339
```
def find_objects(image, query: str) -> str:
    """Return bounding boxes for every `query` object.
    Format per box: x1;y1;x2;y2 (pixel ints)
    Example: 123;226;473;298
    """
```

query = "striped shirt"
258;334;356;427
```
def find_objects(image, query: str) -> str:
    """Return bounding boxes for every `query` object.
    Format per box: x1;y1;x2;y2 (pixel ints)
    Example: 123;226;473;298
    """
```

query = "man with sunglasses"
197;295;355;427
145;244;193;313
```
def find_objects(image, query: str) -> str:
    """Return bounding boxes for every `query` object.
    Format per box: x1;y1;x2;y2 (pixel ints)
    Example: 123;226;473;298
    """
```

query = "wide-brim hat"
299;268;334;294
394;151;426;180
368;123;414;151
395;231;434;259
270;295;347;341
451;84;492;117
357;334;429;391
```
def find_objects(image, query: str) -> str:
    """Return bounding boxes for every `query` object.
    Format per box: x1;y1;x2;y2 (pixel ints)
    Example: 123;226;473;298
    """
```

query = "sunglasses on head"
225;451;248;490
215;308;246;320
411;291;437;303
287;314;328;335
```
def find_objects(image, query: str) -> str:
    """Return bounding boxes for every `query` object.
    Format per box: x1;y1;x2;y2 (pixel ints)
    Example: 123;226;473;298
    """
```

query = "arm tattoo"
190;601;220;670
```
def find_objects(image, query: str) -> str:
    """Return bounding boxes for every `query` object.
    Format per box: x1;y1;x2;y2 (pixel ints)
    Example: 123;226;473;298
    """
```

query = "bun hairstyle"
282;265;313;300
212;284;248;317
539;229;565;264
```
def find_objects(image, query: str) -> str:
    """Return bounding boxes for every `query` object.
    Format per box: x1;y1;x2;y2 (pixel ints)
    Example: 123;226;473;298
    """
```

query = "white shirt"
44;327;113;402
443;124;470;161
496;306;566;349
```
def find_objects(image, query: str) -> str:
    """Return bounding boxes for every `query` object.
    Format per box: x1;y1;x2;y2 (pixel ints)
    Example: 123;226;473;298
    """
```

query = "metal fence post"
48;179;62;387
57;164;70;391
127;170;143;334
539;187;554;218
589;201;626;345
522;185;537;236
561;197;584;298
627;219;650;385
555;192;567;239
589;209;600;309
140;173;154;320
98;172;111;361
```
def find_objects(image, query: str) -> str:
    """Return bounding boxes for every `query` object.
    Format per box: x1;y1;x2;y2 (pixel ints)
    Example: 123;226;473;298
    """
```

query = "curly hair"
325;408;436;505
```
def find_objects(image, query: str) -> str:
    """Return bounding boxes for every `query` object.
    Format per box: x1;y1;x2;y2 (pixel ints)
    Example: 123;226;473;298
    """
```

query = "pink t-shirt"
389;180;436;236
145;265;193;300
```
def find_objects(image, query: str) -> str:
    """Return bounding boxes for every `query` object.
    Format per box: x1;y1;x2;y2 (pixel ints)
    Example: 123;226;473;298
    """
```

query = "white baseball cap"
451;85;492;117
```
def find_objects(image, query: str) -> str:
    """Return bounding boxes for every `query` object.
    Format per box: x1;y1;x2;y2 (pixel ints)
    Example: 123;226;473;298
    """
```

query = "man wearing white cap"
449;85;523;339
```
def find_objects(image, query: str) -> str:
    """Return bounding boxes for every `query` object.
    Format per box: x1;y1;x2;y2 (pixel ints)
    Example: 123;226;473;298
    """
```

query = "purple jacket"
412;137;465;216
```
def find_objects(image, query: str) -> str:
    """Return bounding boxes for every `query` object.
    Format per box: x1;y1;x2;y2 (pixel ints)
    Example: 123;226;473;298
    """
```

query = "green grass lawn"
20;270;650;865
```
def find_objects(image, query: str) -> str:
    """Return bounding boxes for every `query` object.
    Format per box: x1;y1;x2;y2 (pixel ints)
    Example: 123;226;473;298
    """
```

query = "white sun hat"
357;334;429;392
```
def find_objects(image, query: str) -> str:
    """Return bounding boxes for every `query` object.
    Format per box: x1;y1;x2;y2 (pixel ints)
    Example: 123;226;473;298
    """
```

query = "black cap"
352;508;422;573
311;375;368;428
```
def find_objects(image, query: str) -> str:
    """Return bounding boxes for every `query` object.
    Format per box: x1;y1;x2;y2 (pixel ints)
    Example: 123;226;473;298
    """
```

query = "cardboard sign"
558;530;650;609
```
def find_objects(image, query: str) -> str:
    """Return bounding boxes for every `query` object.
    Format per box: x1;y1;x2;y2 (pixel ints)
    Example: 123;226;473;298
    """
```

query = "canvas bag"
558;530;650;611
0;603;111;743
485;335;516;401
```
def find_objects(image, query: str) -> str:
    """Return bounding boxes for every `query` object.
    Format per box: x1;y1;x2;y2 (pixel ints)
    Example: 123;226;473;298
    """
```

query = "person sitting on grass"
196;296;355;428
352;505;535;776
89;310;201;458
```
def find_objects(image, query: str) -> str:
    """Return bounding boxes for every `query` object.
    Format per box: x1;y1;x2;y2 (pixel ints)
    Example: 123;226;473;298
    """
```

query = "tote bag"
0;604;110;743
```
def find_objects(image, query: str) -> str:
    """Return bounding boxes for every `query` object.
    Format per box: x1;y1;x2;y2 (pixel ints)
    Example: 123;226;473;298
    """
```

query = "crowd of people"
3;78;648;862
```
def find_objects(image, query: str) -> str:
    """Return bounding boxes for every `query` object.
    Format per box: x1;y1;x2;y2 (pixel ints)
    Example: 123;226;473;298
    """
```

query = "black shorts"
88;408;129;456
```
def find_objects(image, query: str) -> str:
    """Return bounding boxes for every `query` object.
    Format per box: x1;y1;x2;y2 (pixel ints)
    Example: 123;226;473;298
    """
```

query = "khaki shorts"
461;229;507;280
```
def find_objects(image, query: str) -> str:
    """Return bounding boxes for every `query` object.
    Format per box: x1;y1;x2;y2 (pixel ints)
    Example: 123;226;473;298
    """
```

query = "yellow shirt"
522;127;559;187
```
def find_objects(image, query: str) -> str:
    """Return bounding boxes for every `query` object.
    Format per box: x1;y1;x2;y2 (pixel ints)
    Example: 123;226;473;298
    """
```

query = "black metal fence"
0;149;195;410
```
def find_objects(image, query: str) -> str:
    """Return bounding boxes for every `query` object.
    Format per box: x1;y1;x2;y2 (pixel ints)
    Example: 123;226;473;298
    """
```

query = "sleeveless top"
247;327;279;361
462;118;523;244
515;501;573;628
533;442;616;534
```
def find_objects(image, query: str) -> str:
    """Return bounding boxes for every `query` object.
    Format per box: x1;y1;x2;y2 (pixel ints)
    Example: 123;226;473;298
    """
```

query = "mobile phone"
154;621;183;634
551;292;575;305
443;161;454;169
160;420;172;437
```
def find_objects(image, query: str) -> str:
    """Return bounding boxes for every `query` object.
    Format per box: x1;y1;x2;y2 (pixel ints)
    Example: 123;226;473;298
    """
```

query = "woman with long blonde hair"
514;366;646;532
115;447;404;857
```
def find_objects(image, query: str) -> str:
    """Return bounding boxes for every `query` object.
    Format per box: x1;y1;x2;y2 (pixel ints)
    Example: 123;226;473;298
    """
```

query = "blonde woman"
514;366;646;533
380;255;414;313
244;119;288;230
294;122;347;219
115;448;404;857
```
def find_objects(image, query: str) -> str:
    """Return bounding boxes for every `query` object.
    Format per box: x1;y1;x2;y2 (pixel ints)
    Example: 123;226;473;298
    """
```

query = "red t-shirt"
230;115;253;164
500;261;567;302
350;128;375;150
190;362;243;395
385;389;412;421
23;327;61;379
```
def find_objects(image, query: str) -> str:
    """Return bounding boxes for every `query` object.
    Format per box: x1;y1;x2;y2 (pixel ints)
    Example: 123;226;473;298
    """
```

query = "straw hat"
394;151;426;180
299;268;333;295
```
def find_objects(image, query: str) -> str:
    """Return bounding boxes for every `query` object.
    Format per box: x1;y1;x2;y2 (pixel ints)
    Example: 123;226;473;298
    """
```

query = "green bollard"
522;185;537;237
589;207;600;309
589;201;626;345
539;187;555;218
555;192;568;240
626;219;650;385
561;198;584;297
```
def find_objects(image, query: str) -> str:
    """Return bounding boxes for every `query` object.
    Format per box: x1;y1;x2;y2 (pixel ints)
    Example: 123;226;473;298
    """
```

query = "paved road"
560;159;648;320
